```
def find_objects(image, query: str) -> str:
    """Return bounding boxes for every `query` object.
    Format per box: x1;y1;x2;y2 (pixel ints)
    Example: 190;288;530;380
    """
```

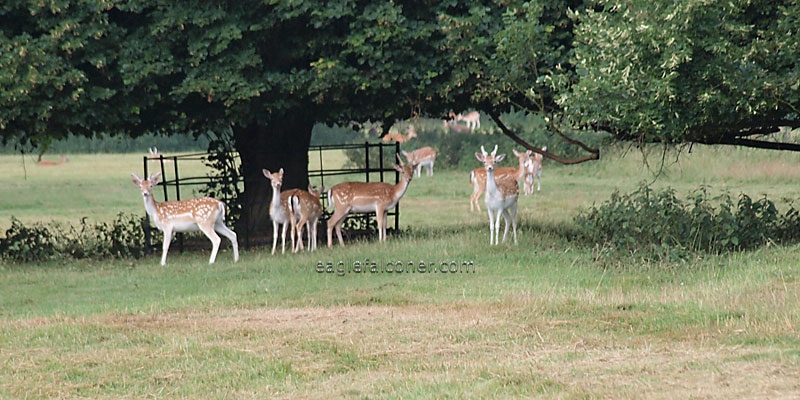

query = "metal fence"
141;142;401;252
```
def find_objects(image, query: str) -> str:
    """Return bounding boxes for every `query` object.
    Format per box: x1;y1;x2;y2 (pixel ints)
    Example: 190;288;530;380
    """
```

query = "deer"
469;148;530;212
475;145;519;245
147;147;172;162
327;154;416;248
131;172;239;266
453;111;481;131
37;155;68;166
289;185;324;252
262;168;301;255
381;125;418;143
523;146;546;195
401;146;437;177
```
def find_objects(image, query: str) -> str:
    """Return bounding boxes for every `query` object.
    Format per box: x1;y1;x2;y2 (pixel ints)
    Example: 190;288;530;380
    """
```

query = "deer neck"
142;194;163;225
485;168;500;196
391;177;412;204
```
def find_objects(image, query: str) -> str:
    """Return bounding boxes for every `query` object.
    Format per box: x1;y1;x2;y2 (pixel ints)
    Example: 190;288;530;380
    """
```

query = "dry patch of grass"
3;299;798;399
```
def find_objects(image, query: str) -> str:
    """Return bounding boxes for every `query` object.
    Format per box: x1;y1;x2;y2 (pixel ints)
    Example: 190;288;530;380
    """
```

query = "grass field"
1;145;799;399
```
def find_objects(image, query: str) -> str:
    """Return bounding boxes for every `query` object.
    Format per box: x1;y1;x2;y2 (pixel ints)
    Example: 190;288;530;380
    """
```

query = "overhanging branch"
487;111;600;165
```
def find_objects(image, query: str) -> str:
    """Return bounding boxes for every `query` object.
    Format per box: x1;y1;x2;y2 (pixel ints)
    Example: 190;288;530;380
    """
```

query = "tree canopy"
2;0;799;233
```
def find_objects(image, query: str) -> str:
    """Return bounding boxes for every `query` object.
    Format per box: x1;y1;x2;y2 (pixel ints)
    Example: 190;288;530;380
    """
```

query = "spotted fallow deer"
327;155;416;247
131;172;239;265
469;148;530;212
523;146;546;195
289;185;324;252
381;125;418;143
401;146;437;177
475;145;519;245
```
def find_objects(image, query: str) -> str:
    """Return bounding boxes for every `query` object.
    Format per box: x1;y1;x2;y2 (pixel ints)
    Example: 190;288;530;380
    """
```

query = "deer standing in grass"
475;145;519;245
289;185;324;252
523;146;546;195
263;168;299;255
327;155;416;248
401;146;437;177
452;111;481;131
469;148;530;212
131;172;239;265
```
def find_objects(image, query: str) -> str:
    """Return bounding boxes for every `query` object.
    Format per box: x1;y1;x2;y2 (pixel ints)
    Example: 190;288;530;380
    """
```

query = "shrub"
0;213;147;264
575;183;799;261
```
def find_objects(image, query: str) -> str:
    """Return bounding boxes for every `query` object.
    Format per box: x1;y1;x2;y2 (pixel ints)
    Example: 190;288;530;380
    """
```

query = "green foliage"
0;214;146;264
575;184;799;261
200;128;242;226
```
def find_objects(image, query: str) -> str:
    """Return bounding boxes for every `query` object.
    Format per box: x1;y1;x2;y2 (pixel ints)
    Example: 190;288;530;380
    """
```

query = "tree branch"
487;110;600;165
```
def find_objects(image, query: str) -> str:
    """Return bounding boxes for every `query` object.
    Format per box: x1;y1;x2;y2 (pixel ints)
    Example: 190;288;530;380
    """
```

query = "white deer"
469;148;530;212
327;155;416;247
475;145;519;245
289;185;324;252
523;146;546;195
262;168;298;255
131;172;239;265
401;146;437;177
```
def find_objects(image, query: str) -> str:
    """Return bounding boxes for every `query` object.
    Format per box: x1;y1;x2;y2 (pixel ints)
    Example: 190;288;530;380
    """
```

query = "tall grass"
1;144;799;398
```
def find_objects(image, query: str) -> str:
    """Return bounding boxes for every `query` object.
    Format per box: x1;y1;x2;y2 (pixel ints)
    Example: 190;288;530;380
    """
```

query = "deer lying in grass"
382;125;418;143
469;148;530;212
327;155;416;247
131;172;239;265
475;145;519;245
401;146;437;177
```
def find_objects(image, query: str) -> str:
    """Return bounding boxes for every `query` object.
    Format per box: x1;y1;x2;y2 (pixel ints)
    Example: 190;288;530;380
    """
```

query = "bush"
574;183;799;261
0;214;147;264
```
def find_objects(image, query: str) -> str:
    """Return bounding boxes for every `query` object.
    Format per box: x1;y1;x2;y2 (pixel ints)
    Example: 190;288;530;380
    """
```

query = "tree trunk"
233;117;313;245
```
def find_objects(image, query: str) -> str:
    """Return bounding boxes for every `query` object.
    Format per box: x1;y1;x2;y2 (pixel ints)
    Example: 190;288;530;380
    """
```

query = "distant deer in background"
523;146;546;195
402;146;437;177
37;155;68;166
382;125;418;143
449;111;481;131
148;147;172;162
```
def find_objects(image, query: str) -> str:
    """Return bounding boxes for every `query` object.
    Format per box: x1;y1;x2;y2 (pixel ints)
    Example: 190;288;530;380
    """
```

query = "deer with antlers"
475;145;519;245
327;155;416;248
401;146;437;177
381;125;418;143
131;172;239;265
289;185;324;252
469;148;530;212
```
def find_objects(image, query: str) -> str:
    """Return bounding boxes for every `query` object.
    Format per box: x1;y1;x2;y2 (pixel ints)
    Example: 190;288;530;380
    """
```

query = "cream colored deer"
523;146;546;195
469;148;530;212
327;155;416;247
289;185;324;252
37;155;68;166
475;145;519;245
456;111;481;131
263;168;299;255
401;146;437;177
131;172;239;265
382;125;418;143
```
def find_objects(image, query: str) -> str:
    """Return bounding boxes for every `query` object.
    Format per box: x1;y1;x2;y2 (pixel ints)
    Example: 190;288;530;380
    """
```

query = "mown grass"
1;145;800;399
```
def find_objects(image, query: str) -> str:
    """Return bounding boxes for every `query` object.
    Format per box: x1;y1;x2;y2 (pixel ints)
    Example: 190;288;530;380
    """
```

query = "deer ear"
262;169;271;179
131;173;143;186
475;152;484;162
495;154;506;162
